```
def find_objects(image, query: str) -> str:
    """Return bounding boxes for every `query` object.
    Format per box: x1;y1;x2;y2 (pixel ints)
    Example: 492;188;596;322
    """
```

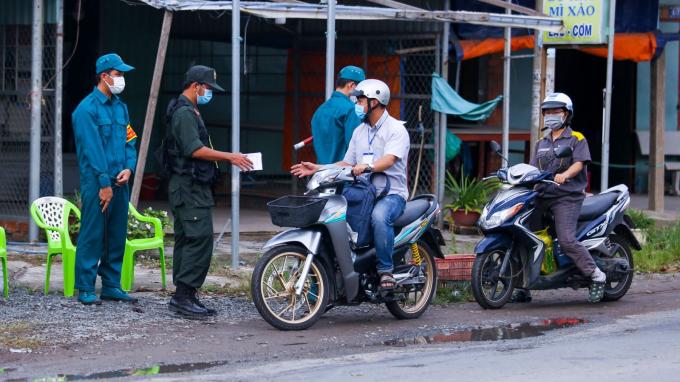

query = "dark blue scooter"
471;141;641;309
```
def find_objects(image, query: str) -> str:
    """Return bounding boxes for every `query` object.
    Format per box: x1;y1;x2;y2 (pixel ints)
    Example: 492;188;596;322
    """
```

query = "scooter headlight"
480;203;524;229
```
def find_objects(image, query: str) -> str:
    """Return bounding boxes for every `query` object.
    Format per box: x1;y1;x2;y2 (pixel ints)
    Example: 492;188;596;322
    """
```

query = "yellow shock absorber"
410;243;421;266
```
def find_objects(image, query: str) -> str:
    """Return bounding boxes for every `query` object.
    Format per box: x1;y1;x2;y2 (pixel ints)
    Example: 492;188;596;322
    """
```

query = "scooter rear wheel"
602;234;634;302
385;240;437;319
251;245;329;330
471;250;515;309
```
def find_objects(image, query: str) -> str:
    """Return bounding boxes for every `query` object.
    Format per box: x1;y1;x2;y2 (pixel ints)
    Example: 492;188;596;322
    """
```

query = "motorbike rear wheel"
602;234;634;302
471;250;515;309
385;240;437;319
251;245;329;330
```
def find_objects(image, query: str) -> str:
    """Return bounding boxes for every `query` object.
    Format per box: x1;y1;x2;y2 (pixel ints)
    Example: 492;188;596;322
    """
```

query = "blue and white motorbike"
252;166;445;330
471;142;641;309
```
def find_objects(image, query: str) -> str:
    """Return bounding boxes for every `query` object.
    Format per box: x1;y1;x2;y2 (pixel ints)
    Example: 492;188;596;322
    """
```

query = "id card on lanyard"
363;117;385;165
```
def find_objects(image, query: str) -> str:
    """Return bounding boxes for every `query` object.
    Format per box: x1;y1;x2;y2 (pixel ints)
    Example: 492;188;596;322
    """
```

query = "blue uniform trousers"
75;179;129;292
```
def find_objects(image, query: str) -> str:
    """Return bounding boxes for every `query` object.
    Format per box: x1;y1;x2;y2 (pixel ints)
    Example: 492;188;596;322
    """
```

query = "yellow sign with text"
542;0;609;45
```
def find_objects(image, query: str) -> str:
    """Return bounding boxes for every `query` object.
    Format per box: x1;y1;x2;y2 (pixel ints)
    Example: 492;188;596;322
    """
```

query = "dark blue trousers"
75;179;129;292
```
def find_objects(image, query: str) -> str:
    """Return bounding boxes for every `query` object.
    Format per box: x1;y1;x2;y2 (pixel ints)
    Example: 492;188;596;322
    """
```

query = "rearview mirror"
554;145;573;158
490;140;502;155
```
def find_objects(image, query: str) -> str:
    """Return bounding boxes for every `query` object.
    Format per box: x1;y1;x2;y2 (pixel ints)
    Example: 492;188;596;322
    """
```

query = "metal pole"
601;0;616;191
501;1;511;167
434;33;441;197
29;0;44;242
529;0;543;162
231;1;241;269
130;10;173;207
325;0;336;100
54;0;63;196
437;0;450;214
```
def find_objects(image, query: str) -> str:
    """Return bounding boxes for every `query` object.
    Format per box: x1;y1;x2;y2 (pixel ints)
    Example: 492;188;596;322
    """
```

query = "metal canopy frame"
139;1;564;32
132;0;565;266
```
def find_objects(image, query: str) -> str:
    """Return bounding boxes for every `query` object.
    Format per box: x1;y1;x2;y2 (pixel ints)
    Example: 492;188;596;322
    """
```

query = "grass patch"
200;267;253;298
626;209;654;230
0;322;43;350
432;282;473;305
200;281;251;298
633;219;680;272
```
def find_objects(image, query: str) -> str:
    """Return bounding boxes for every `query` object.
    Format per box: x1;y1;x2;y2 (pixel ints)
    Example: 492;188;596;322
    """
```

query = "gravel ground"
0;288;260;354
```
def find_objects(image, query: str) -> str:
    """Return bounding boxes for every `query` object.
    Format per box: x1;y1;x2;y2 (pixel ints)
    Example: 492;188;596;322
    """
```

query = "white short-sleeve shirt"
343;110;410;200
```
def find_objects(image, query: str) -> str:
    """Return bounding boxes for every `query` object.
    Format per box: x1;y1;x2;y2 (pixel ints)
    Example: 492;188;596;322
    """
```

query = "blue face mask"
354;103;366;120
197;89;213;105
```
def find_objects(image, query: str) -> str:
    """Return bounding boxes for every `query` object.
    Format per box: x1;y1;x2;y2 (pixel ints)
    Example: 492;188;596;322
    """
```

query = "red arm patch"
126;124;137;142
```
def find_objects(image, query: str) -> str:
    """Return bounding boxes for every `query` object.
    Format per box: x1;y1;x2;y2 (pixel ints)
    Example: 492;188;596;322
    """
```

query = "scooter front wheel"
471;250;515;309
251;245;329;330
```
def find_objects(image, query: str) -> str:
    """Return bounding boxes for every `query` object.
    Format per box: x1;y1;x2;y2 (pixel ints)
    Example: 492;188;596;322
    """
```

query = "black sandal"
379;274;396;291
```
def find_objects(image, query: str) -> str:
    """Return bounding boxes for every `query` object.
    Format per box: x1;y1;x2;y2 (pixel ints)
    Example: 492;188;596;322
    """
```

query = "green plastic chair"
121;203;167;292
30;197;80;297
1;226;8;298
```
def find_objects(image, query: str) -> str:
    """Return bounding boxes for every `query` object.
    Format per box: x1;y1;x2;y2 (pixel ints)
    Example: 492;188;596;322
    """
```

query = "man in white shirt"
291;79;410;290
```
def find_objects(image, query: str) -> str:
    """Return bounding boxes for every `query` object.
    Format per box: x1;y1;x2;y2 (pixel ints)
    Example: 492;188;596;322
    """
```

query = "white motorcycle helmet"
351;79;390;106
541;92;574;125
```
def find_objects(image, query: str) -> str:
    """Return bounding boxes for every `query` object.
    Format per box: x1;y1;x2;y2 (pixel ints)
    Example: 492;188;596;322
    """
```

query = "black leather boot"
190;288;217;316
169;283;209;318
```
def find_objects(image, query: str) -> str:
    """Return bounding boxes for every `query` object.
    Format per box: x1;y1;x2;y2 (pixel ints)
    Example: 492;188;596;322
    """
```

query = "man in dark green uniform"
164;65;252;317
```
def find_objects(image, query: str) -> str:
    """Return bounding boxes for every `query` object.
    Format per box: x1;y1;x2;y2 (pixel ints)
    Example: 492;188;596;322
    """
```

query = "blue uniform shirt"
311;91;362;164
72;87;138;189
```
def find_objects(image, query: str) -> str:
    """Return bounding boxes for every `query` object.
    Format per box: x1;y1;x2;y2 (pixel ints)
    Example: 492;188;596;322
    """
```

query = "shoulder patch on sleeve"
571;131;585;141
126;124;137;142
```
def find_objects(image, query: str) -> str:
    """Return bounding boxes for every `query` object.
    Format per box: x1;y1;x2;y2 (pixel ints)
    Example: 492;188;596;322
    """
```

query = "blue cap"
95;53;135;74
338;66;365;82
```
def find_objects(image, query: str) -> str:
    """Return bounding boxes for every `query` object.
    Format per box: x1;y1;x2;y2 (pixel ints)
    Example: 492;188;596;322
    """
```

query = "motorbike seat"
393;199;430;228
578;192;619;221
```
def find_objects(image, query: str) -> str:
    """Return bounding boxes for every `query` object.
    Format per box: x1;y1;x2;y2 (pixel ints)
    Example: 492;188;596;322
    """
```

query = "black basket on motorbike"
267;196;328;228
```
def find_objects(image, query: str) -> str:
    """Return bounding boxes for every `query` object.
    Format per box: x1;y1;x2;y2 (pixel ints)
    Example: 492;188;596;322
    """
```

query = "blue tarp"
431;73;503;121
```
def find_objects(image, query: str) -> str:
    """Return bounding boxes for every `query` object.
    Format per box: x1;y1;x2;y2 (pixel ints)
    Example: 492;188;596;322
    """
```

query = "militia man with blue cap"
311;65;366;164
161;65;253;317
71;53;138;305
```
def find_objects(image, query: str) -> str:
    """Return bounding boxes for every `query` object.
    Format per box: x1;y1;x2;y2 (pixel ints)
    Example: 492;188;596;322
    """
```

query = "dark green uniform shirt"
168;95;214;208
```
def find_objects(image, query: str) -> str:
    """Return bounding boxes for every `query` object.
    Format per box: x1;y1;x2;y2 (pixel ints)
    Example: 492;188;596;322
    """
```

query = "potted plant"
444;171;498;228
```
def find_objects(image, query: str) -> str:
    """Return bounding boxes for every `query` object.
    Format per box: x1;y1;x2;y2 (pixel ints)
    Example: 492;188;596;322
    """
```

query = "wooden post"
649;51;665;213
130;10;173;207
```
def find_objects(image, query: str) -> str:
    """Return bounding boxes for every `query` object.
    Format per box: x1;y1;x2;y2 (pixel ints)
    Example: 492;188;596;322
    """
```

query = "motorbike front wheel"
471;250;515;309
385;240;438;319
251;245;329;330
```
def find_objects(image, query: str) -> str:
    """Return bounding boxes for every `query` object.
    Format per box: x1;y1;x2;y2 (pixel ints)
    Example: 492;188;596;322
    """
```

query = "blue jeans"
371;194;406;274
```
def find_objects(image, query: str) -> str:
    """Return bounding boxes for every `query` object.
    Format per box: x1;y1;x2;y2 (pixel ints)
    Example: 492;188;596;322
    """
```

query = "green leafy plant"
626;209;654;231
127;207;171;239
65;199;171;242
444;171;499;214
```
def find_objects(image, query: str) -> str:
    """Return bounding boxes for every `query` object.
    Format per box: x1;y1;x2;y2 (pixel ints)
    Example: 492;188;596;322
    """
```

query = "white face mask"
105;74;126;95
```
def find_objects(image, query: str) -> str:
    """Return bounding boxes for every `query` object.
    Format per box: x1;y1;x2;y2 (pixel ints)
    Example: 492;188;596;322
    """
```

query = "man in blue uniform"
311;65;365;164
72;53;138;305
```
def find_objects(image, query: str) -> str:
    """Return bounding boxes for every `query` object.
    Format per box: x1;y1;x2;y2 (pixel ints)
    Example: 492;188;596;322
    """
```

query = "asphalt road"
2;273;680;381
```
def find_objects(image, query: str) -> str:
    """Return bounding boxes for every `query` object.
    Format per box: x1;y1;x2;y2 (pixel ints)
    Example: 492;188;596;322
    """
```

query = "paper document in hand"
245;152;263;171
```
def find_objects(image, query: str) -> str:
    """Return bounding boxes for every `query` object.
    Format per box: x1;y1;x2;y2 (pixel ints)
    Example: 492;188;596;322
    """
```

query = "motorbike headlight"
480;203;524;229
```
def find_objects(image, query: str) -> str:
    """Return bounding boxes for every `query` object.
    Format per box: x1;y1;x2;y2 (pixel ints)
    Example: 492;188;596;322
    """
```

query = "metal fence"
347;35;439;197
0;24;56;219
